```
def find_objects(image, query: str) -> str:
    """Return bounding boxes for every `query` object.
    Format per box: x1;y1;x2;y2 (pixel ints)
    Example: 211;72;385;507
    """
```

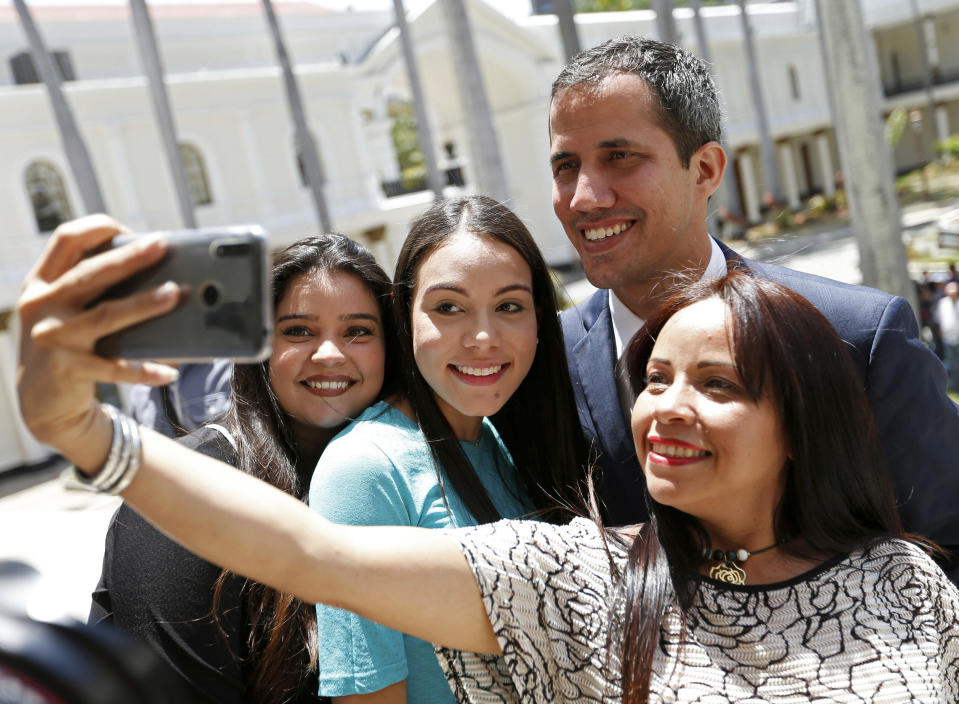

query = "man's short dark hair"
551;36;723;167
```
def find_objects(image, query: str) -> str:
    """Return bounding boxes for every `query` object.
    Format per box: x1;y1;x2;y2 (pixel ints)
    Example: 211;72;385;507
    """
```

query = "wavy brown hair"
213;234;397;704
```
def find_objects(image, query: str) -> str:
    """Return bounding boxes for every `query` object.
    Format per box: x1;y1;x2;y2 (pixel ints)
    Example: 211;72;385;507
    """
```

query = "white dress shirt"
609;237;727;418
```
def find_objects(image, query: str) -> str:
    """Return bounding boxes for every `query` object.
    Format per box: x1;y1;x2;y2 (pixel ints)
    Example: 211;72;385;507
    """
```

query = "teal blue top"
308;401;532;702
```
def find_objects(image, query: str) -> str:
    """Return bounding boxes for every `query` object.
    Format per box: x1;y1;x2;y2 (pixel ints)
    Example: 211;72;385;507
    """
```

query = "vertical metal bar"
689;0;744;229
440;0;510;203
652;0;678;45
129;0;196;228
393;0;444;199
736;0;782;205
553;0;581;63
14;0;106;214
814;0;915;309
262;0;332;232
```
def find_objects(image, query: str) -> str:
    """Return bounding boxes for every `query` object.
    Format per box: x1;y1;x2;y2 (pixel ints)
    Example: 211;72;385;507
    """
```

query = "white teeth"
455;365;503;377
583;221;630;241
305;380;350;390
650;442;708;459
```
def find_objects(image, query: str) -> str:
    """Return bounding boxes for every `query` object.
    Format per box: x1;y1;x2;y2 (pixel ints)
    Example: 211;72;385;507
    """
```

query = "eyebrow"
276;312;380;323
698;360;736;369
648;358;736;369
598;137;634;149
422;283;533;297
550;137;639;164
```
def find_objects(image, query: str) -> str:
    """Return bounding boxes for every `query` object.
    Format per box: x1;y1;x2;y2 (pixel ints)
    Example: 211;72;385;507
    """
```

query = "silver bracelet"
60;405;143;495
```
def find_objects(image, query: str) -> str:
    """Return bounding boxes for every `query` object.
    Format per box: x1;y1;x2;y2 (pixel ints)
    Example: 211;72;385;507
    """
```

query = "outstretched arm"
127;426;496;654
17;216;499;656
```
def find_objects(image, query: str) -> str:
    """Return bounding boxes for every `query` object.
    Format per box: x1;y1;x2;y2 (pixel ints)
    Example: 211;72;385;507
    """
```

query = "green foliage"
885;107;908;149
805;192;841;216
388;100;426;186
937;134;959;158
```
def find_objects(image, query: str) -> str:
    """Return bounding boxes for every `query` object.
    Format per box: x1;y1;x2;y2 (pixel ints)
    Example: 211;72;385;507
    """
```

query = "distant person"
918;280;943;358
89;229;398;704
936;281;959;392
127;360;232;438
550;37;959;579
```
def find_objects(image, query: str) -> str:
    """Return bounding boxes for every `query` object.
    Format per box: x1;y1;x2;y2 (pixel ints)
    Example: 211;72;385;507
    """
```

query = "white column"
737;152;761;224
816;133;836;198
936;105;951;146
778;141;801;210
105;131;146;228
239;115;274;214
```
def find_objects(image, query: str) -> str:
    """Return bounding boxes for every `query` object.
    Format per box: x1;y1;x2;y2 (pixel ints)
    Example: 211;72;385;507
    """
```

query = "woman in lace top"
18;223;959;703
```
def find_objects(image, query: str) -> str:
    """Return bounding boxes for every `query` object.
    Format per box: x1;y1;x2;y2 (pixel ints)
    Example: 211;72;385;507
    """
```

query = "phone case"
93;226;272;362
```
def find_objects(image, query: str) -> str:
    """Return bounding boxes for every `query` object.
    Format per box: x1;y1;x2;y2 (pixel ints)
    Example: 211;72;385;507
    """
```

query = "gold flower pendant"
708;560;746;585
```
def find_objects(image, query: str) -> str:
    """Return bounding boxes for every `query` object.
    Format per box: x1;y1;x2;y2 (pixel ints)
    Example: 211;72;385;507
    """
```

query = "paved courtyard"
0;476;120;622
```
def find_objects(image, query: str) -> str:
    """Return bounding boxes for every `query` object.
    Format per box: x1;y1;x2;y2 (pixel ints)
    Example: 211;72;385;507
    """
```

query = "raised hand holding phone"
92;225;271;363
17;215;182;468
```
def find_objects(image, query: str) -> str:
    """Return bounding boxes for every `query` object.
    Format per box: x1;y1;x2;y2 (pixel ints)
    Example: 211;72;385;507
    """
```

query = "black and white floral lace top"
437;517;959;703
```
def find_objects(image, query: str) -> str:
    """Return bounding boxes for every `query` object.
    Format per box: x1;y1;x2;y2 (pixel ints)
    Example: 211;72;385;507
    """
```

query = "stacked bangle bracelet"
61;404;142;495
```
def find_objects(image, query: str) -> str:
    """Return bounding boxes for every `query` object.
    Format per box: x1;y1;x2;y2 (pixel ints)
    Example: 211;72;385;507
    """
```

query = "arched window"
25;161;73;233
178;143;213;206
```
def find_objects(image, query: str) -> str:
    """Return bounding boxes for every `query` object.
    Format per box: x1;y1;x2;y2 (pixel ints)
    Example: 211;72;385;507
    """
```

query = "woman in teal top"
309;196;590;703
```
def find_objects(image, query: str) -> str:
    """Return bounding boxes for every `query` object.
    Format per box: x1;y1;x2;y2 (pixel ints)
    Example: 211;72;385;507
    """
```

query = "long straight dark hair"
392;195;590;524
213;234;397;704
612;271;907;704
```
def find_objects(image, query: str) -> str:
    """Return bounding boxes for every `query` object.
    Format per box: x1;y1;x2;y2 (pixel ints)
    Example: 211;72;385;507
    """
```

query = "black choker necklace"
703;538;785;585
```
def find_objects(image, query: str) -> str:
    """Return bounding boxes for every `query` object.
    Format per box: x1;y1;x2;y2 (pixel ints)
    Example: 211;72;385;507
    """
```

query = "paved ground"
0;472;120;622
2;198;953;623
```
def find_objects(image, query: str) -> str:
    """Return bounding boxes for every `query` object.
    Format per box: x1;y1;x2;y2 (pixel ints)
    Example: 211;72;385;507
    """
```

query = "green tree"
388;100;426;187
885;107;908;150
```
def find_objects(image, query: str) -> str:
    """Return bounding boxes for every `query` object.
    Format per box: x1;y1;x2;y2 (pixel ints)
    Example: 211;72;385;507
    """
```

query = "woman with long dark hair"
309;195;589;703
18;224;959;702
88;229;398;704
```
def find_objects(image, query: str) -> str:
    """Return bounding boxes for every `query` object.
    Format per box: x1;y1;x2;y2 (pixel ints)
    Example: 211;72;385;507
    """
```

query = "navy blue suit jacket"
560;240;959;579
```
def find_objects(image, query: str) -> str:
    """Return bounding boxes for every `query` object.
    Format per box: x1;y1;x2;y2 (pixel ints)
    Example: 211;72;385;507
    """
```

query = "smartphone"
92;226;272;362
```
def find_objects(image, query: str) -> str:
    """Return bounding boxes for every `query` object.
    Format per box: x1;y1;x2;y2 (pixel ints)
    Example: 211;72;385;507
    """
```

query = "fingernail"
153;281;179;302
141;233;167;253
143;362;180;383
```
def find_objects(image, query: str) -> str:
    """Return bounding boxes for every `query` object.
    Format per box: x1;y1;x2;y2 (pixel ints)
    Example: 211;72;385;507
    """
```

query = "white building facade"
2;0;957;469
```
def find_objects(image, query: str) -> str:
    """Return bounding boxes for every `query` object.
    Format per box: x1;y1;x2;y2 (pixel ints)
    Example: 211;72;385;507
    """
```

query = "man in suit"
553;37;959;577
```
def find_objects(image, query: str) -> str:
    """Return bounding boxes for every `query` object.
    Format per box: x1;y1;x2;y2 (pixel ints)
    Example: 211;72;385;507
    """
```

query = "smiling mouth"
452;364;503;377
449;363;510;386
302;379;354;396
650;442;710;459
582;221;634;242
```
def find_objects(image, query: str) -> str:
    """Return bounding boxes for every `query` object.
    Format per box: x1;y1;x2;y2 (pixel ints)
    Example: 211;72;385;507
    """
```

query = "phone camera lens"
201;282;221;307
215;243;251;257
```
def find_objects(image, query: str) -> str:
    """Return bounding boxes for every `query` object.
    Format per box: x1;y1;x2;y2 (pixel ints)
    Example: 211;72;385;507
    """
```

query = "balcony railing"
380;167;465;198
883;67;959;97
